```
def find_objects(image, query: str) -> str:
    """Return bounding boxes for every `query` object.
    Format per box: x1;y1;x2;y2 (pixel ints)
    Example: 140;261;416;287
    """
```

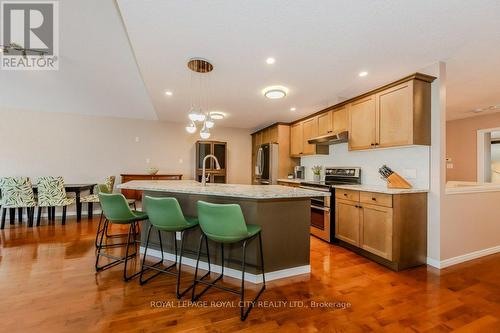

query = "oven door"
309;197;331;242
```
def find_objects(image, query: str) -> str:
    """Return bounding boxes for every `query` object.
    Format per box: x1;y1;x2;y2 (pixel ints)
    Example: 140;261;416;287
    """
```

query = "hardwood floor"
1;217;500;332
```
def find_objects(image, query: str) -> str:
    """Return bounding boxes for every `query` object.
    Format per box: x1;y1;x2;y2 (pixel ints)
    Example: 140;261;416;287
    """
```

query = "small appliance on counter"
299;167;361;243
294;166;305;180
255;143;279;184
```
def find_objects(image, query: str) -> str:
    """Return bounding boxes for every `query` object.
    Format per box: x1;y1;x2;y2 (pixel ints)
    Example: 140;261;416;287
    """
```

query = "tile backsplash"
300;143;430;188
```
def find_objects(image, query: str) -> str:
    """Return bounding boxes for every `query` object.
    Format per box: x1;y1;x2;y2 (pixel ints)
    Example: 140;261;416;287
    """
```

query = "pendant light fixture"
205;113;215;129
200;122;211;139
185;58;217;138
185;121;197;134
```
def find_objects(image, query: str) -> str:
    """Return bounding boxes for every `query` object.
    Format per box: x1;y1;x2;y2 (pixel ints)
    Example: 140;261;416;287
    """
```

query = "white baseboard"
140;246;310;284
427;245;500;269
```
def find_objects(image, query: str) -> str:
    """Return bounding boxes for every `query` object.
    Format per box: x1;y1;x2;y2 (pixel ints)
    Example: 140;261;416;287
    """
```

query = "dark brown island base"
118;180;326;282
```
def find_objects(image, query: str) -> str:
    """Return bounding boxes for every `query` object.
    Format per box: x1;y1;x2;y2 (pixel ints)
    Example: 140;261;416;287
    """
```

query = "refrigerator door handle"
256;147;263;176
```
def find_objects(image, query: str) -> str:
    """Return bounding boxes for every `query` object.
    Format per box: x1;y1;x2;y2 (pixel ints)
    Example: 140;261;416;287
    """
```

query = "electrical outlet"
176;232;181;241
146;158;150;164
135;136;140;142
447;163;454;169
178;158;183;164
403;169;417;179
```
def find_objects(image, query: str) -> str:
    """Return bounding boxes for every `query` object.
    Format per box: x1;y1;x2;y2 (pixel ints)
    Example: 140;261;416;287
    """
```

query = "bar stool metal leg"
139;224;169;285
191;232;266;321
95;219;140;281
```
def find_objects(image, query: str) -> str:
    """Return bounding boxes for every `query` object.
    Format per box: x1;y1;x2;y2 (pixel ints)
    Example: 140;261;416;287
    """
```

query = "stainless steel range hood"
307;131;348;145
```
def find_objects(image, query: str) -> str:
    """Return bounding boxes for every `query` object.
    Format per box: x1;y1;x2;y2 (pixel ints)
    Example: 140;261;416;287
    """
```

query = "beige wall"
0;109;252;186
442;192;500;260
446;112;500;181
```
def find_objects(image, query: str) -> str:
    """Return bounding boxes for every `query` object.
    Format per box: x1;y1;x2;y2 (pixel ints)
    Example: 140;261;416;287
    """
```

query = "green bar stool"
192;201;266;321
139;196;211;298
94;184;139;248
96;192;148;281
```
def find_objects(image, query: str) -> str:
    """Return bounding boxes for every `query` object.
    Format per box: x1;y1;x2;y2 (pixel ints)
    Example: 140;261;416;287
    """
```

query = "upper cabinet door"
302;117;318;155
290;122;303;156
348;96;376;151
268;125;279;143
317;111;333;136
377;81;413;148
261;128;270;144
332;106;348;133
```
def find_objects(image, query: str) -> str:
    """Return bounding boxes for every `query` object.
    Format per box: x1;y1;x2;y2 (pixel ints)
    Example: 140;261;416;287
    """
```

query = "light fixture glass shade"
197;113;206;122
262;86;288;99
185;121;197;134
188;107;203;122
210;112;225;120
200;124;210;139
205;115;214;128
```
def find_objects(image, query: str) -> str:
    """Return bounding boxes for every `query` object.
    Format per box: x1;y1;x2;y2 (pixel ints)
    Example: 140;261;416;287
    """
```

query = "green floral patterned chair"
0;177;37;229
81;176;136;209
36;176;75;225
81;176;116;204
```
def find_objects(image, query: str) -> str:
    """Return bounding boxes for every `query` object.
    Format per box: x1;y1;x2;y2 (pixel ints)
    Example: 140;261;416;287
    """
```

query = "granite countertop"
446;181;500;194
277;178;303;184
333;184;429;195
118;180;328;199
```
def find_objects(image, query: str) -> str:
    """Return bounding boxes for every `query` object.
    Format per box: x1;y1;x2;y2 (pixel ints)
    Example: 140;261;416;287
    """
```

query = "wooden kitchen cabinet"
302;117;318;155
332;106;348;133
290;118;328;157
360;204;393;260
196;141;227;184
290;122;303;156
317;111;333;136
336;199;360;246
268;125;279;143
261;128;270;145
377;80;431;148
335;189;427;271
348;95;377;150
317;106;347;136
349;76;432;151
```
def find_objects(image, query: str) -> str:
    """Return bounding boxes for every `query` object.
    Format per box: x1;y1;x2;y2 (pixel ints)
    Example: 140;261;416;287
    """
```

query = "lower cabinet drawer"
360;191;393;208
335;189;360;201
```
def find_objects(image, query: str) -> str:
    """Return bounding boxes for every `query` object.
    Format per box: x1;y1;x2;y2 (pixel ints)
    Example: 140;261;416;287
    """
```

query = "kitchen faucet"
201;154;221;186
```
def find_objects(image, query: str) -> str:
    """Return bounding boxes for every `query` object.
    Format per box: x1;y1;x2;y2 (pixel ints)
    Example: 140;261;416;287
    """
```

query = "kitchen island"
118;180;325;282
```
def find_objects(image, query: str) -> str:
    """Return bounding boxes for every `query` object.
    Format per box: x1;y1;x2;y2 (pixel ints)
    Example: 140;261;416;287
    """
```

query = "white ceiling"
0;0;157;120
1;1;499;128
116;0;500;129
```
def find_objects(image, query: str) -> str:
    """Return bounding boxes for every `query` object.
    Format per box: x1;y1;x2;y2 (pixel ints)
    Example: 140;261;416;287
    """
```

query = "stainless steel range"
299;167;361;243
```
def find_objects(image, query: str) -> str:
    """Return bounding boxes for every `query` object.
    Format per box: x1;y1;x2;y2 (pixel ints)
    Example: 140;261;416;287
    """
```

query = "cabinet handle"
370;143;375;147
327;130;332;133
343;193;348;197
372;197;376;201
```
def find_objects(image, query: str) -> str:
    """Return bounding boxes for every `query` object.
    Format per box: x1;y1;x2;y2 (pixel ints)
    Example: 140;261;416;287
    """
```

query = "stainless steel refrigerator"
255;143;279;184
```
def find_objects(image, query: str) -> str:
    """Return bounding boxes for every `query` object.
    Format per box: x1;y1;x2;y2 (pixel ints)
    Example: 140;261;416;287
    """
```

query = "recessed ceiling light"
290;107;296;111
358;71;368;77
165;90;173;96
210;112;225;120
266;57;275;64
472;108;484;113
263;86;288;99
